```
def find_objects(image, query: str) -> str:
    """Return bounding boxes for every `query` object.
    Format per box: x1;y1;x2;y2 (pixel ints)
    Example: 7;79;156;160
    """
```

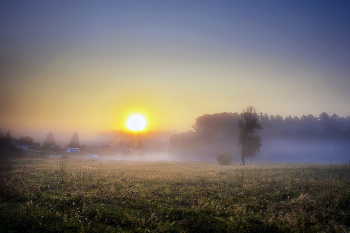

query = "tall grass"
0;159;349;232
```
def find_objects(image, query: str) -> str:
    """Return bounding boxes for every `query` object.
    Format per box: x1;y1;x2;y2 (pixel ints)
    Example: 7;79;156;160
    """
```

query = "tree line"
0;130;80;149
169;109;350;162
259;112;350;140
0;129;82;159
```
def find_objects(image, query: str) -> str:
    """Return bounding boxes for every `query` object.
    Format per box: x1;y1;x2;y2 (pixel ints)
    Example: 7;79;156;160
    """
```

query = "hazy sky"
1;0;350;136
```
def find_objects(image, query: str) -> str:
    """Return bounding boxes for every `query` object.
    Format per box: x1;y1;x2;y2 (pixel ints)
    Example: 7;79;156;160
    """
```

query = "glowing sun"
126;114;147;131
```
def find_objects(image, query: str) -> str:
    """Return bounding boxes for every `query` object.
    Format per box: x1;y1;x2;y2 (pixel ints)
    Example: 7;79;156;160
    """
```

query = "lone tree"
68;131;80;148
237;106;263;165
43;130;56;147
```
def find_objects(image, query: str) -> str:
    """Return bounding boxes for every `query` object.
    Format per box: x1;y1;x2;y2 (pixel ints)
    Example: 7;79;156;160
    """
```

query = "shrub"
216;152;233;165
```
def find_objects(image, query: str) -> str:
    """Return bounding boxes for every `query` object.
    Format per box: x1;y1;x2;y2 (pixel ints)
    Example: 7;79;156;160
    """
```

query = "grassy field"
0;159;349;232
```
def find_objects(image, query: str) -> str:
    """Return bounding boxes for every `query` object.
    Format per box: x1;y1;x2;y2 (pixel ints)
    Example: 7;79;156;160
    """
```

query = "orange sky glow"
1;1;349;142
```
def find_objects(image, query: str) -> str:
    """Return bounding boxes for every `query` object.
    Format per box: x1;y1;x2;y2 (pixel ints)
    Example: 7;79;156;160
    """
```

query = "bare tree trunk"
241;143;246;165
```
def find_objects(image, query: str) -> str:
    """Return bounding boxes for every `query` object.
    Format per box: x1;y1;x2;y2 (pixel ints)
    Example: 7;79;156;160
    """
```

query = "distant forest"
169;112;350;163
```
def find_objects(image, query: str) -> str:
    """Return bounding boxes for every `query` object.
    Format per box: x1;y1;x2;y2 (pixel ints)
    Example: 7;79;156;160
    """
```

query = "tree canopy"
43;130;56;147
68;131;80;148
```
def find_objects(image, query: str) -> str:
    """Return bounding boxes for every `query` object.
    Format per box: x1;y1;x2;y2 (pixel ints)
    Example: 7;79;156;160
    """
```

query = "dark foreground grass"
0;159;349;232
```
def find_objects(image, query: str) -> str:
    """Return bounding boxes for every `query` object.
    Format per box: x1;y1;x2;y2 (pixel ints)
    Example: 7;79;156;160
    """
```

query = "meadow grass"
0;158;349;232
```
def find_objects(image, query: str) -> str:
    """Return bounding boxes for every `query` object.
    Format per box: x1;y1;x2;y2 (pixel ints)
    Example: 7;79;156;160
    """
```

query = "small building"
66;147;80;153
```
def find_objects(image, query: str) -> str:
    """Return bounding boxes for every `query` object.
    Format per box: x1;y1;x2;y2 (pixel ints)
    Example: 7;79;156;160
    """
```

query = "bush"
216;152;233;165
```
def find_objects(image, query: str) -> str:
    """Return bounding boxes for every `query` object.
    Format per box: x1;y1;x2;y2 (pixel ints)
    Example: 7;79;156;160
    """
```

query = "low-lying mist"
168;111;350;164
251;138;350;164
2;111;350;164
167;138;350;164
85;152;174;162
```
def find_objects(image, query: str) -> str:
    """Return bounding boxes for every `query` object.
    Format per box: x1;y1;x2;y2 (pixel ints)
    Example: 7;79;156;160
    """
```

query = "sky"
1;0;350;139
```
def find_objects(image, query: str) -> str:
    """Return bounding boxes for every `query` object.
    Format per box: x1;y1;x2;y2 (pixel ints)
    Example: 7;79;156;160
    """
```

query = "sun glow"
126;114;147;131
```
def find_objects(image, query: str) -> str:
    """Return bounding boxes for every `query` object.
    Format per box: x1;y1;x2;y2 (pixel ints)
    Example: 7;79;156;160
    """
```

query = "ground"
0;158;349;232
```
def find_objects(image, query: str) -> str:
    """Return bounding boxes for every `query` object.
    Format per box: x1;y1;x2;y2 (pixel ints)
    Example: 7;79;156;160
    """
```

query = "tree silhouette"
170;109;350;162
118;140;126;149
237;106;263;165
193;112;239;137
43;130;56;147
68;131;80;148
5;130;12;143
136;139;144;150
19;136;34;145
